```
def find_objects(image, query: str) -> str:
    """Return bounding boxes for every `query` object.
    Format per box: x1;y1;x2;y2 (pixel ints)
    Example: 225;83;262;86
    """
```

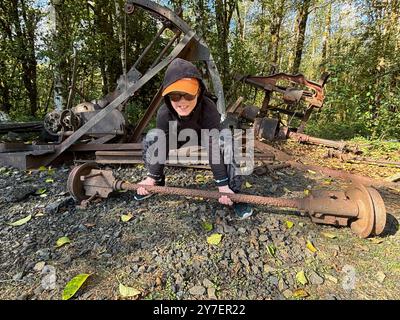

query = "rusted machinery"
234;72;329;133
68;162;387;239
0;0;225;170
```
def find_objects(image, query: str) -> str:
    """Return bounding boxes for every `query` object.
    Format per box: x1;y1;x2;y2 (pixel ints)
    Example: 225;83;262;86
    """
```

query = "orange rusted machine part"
68;163;387;239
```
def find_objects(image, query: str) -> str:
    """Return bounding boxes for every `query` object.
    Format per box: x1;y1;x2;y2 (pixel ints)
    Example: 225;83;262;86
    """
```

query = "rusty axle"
68;163;387;238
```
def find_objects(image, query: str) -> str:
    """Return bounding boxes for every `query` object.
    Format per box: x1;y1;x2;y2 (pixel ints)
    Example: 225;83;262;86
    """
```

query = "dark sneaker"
233;203;253;220
134;176;165;201
133;193;154;201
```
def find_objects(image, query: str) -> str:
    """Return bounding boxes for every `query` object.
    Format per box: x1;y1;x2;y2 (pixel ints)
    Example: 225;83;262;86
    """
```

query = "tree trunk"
11;0;38;116
320;1;332;72
214;0;236;91
268;0;286;67
292;0;312;74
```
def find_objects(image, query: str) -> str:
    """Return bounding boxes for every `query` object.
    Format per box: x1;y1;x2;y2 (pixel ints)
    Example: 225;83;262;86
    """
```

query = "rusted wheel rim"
366;187;387;236
67;162;98;202
346;184;375;238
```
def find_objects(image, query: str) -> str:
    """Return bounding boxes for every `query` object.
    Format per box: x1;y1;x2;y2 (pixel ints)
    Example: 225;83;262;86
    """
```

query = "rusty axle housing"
68;163;387;239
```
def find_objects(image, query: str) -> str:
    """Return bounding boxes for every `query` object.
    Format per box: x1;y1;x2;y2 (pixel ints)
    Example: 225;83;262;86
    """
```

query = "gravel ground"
0;150;399;300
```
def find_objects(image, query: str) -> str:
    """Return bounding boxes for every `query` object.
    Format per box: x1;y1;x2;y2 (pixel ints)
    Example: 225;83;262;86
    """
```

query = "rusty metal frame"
16;0;225;168
236;72;328;132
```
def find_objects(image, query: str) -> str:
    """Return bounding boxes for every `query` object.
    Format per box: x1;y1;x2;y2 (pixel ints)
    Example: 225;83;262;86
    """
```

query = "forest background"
0;0;399;140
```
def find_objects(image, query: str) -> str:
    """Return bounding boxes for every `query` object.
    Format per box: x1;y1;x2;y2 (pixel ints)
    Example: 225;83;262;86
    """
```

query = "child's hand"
218;185;234;206
137;177;156;196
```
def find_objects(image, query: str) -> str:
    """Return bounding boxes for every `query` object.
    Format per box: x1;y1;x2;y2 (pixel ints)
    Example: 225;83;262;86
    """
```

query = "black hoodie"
147;58;229;186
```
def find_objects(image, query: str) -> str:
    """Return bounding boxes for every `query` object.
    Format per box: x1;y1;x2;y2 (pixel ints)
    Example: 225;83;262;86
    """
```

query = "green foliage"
0;0;399;141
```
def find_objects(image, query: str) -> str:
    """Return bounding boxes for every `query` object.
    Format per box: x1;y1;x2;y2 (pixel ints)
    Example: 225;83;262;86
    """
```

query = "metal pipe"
133;24;167;69
149;31;181;70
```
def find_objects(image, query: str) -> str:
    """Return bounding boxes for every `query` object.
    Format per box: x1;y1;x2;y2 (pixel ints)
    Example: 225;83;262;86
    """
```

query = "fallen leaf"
45;178;54;183
296;270;308;285
245;181;252;188
267;245;276;257
324;274;338;284
322;232;337;239
195;174;206;183
293;289;309;298
62;274;91;300
40;194;48;198
283;187;291;193
8;214;32;227
56;236;71;248
119;283;141;298
84;223;96;228
323;179;332;185
376;271;386;283
307;170;316;175
207;233;222;245
304;189;310;196
285;220;294;229
201;221;213;232
35;188;47;195
368;238;384;244
38;166;47;172
121;213;133;222
306;240;317;253
298;222;305;227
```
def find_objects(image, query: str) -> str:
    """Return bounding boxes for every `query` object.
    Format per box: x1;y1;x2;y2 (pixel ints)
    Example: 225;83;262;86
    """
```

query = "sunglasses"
168;92;198;102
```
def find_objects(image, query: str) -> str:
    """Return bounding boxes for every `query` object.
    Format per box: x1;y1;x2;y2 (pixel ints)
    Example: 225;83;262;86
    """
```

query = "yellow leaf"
38;166;47;172
56;236;71;248
293;289;309;298
368;238;384;244
306;240;317;253
296;270;308;285
119;283;141;297
121;213;133;222
304;189;310;196
45;178;54;183
307;170;316;175
35;188;47;195
323;179;332;185
285;220;294;229
207;233;222;245
8;214;32;227
195;174;206;183
322;232;337;239
245;181;252;188
62;274;91;300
